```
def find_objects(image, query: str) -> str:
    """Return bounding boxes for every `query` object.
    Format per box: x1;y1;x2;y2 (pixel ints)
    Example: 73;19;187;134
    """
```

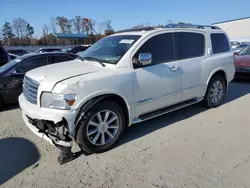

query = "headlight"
41;92;76;110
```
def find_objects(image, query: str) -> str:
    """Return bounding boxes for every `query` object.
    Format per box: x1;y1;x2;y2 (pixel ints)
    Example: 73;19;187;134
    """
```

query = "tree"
12;18;28;39
42;24;49;45
2;22;15;43
97;22;105;34
56;16;69;33
42;24;48;37
71;16;82;33
82;18;96;35
66;21;72;33
50;16;57;33
26;24;34;37
103;19;114;36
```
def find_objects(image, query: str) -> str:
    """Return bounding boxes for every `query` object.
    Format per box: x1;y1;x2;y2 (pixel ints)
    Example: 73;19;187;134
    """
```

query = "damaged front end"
26;115;75;164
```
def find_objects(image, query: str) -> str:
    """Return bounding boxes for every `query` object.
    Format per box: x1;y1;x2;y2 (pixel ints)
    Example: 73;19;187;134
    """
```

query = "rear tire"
203;75;226;108
76;100;125;154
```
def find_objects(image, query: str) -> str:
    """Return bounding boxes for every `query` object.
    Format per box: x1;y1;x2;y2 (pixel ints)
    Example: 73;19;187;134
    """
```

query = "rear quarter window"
211;33;230;54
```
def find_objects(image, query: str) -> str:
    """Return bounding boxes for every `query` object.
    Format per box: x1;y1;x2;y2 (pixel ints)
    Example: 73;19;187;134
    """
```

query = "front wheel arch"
74;94;130;138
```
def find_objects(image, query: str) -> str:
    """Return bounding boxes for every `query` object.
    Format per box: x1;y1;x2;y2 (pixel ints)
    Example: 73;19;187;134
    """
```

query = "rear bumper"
19;94;79;144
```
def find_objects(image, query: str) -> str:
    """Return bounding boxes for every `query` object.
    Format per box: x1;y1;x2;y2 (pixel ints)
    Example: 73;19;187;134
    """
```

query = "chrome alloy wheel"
86;110;119;146
210;80;224;104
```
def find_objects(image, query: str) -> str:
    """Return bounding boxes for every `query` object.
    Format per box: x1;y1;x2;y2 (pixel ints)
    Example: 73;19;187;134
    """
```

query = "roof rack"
165;24;221;30
115;27;155;33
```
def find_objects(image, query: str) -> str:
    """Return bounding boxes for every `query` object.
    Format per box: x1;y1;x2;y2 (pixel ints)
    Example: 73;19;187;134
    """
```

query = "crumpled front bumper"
19;93;79;145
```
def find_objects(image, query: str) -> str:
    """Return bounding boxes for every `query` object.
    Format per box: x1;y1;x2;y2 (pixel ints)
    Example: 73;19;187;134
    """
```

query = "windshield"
78;35;141;64
0;58;22;73
238;46;250;55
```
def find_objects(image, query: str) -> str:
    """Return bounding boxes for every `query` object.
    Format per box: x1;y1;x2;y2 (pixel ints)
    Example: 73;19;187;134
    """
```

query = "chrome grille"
23;76;39;104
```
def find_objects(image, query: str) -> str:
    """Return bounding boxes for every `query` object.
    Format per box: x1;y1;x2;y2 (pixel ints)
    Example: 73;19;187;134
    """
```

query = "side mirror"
138;53;152;66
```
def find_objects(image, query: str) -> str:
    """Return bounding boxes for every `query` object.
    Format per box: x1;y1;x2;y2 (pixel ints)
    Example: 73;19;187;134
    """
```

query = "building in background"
212;17;250;40
212;17;250;50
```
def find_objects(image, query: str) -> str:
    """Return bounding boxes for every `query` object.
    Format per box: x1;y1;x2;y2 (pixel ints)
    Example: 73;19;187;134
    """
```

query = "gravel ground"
1;81;250;188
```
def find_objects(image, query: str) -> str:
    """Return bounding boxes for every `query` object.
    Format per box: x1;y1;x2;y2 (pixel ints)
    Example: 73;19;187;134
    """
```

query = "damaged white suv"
19;25;235;164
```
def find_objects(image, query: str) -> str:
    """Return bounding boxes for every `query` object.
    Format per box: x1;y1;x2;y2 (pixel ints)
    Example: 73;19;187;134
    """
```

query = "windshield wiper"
81;56;105;67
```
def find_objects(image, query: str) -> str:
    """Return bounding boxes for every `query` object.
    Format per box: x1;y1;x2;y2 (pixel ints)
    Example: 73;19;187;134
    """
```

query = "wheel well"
210;70;227;91
76;94;129;128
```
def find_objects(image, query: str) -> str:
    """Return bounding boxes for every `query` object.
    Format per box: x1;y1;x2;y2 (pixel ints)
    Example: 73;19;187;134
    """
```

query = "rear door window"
177;32;205;59
211;33;230;54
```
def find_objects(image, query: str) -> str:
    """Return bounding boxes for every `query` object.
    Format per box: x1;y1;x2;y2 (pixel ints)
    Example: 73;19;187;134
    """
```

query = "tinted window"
134;33;175;66
0;46;8;65
7;49;27;55
16;56;48;73
211;33;230;54
178;32;205;59
53;55;73;63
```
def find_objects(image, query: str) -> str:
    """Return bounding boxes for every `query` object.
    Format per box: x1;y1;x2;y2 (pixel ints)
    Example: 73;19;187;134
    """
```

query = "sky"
1;0;250;37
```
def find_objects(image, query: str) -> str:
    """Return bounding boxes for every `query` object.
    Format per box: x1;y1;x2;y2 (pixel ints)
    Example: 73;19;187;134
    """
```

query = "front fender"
73;89;133;126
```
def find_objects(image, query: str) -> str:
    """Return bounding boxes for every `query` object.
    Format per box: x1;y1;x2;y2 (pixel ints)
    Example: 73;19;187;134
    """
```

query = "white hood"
26;59;103;91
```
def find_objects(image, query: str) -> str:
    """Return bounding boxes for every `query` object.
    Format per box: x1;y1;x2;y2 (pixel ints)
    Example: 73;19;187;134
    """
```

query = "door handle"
170;65;179;72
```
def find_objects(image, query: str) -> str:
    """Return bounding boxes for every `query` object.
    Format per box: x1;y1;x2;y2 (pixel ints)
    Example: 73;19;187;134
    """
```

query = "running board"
132;98;203;124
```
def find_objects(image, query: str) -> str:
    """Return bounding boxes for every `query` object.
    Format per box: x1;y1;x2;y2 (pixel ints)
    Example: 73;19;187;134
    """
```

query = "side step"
132;98;203;124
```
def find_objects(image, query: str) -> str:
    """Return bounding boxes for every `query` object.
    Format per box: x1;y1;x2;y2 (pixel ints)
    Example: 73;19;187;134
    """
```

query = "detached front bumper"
18;94;79;146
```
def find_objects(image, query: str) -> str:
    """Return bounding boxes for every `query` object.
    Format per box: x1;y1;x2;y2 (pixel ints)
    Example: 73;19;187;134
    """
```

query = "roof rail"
165;24;221;30
115;27;155;33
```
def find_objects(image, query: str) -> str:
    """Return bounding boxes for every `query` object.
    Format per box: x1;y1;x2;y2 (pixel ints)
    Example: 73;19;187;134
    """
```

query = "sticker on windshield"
119;39;134;44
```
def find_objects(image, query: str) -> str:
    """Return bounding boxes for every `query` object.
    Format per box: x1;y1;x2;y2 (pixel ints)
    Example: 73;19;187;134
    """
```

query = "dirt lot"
1;81;250;188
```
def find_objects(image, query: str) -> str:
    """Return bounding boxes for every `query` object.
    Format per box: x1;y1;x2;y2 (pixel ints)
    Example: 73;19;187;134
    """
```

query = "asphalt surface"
1;81;250;188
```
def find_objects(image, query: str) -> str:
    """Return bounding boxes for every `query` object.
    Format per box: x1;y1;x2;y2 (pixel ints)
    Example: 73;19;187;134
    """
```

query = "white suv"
19;25;235;163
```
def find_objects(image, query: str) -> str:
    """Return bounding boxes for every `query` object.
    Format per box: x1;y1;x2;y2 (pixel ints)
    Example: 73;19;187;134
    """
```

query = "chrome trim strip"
132;97;203;124
136;90;181;105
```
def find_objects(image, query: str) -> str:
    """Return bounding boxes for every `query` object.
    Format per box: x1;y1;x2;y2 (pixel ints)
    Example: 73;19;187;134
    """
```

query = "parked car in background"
7;49;28;56
0;45;10;66
63;45;91;54
34;48;62;53
9;53;19;60
0;52;78;109
18;25;235;164
234;45;250;79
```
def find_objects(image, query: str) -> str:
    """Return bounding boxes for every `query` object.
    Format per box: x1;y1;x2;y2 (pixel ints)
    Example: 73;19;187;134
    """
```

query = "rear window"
178;32;205;59
211;33;230;54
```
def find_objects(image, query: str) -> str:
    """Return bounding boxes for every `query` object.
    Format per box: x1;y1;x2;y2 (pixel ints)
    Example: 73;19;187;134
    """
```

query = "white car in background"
19;25;235;164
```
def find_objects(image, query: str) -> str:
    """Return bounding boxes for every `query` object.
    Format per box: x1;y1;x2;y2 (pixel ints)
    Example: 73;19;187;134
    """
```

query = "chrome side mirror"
138;53;152;66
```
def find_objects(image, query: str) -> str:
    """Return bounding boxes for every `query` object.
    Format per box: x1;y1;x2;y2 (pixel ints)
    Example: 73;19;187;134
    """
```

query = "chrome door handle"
170;65;179;72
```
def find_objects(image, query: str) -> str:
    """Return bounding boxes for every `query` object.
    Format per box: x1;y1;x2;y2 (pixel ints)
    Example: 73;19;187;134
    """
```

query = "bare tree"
42;24;48;37
71;16;82;33
103;19;114;35
50;16;57;33
56;16;69;33
66;21;72;33
82;18;96;35
42;24;49;45
97;22;105;34
12;18;28;39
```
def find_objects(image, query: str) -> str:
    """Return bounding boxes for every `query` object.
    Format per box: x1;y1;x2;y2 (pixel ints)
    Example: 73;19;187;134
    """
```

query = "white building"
212;17;250;42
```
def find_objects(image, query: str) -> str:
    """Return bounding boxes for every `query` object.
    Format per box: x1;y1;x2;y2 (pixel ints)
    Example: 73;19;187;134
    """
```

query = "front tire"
203;75;226;108
76;100;125;154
